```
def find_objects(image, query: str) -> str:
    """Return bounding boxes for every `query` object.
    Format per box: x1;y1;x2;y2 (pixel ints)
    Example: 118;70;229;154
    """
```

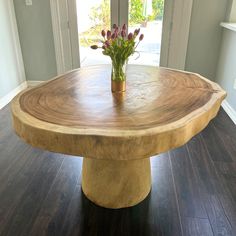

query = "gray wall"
13;0;57;81
185;0;228;81
0;0;26;98
215;28;236;111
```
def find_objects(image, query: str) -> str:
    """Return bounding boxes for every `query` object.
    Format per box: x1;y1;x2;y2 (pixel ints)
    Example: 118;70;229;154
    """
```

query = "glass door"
76;0;164;66
128;0;164;66
76;0;111;66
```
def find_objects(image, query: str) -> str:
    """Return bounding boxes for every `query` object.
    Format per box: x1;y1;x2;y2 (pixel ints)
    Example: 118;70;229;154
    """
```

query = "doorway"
76;0;164;67
50;0;193;73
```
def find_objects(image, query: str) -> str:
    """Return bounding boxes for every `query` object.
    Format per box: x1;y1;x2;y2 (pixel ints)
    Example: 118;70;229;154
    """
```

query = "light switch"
234;79;236;90
25;0;32;6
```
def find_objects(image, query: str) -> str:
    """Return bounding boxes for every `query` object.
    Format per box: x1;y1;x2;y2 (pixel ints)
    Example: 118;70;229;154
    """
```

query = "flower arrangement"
91;24;144;92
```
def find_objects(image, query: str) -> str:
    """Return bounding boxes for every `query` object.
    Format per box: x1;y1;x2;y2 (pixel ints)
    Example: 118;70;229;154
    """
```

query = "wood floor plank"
213;110;236;162
60;185;84;236
169;146;207;219
201;121;233;163
213;164;236;233
202;194;233;236
182;217;213;236
29;157;82;236
186;135;222;194
0;146;41;193
1;152;64;236
0;148;45;233
187;134;234;236
214;109;236;138
0;136;30;178
149;154;183;236
214;162;236;179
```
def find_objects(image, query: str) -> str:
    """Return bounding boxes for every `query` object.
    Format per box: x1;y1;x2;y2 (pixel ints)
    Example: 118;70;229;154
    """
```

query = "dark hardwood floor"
0;105;236;236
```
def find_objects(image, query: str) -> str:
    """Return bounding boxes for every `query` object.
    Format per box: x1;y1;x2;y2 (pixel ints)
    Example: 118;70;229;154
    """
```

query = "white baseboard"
221;100;236;125
0;81;27;109
27;80;43;87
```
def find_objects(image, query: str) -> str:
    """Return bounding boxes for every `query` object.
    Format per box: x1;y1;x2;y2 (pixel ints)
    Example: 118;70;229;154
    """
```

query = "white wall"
185;0;228;81
13;0;57;81
216;28;236;111
0;0;26;99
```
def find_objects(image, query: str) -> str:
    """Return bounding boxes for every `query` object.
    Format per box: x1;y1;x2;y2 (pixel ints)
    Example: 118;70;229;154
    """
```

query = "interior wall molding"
27;81;44;87
160;0;193;70
0;81;27;110
67;0;80;69
50;0;80;74
222;100;236;125
50;0;66;75
8;0;26;83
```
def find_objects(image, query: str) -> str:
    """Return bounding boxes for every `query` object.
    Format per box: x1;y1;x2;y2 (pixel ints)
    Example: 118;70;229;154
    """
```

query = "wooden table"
11;65;226;209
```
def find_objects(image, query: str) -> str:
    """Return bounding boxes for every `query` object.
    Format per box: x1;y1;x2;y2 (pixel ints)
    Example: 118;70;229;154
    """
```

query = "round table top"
11;65;226;160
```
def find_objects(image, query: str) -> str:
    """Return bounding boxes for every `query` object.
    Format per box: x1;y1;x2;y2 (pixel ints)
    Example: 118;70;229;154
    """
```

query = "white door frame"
67;0;80;70
50;0;80;75
50;0;193;73
160;0;193;70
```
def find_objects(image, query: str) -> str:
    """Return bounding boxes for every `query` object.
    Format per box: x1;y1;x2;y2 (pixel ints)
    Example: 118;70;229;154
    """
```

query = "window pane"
76;0;111;66
128;0;164;66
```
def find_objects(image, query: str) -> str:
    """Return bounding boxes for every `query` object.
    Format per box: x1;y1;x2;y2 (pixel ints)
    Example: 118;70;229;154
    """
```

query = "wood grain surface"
11;65;226;160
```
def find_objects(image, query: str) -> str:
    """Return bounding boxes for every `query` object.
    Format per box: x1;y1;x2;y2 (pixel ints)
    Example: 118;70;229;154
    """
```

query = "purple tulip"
107;30;111;39
91;45;98;49
105;40;110;47
101;30;106;38
115;26;119;33
121;30;126;38
111;33;116;40
122;24;126;31
128;32;133;40
134;28;140;35
113;24;117;29
139;34;144;41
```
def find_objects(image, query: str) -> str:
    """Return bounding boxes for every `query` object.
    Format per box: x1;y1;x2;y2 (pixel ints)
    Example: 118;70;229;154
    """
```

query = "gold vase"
111;80;126;93
111;61;127;93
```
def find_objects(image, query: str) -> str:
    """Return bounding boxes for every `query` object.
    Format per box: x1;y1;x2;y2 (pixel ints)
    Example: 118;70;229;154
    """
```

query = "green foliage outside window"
130;0;165;25
129;0;146;26
79;0;164;46
151;0;165;20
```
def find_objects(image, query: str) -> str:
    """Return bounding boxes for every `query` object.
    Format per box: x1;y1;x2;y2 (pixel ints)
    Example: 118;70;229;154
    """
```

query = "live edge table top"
11;65;226;160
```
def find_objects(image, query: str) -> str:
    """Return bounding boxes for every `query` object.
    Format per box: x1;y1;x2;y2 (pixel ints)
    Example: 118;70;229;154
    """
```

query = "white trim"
119;0;128;27
50;0;66;74
111;0;119;28
220;22;236;32
8;0;26;82
169;0;193;69
221;100;236;125
67;0;80;69
0;81;27;110
160;0;174;67
160;0;193;70
27;81;44;87
50;0;80;74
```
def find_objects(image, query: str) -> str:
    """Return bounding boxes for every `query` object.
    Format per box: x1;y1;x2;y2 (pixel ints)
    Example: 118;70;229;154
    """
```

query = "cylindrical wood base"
82;157;151;209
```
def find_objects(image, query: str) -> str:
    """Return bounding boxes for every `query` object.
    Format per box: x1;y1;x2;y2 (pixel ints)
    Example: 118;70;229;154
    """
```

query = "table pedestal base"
82;157;151;209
